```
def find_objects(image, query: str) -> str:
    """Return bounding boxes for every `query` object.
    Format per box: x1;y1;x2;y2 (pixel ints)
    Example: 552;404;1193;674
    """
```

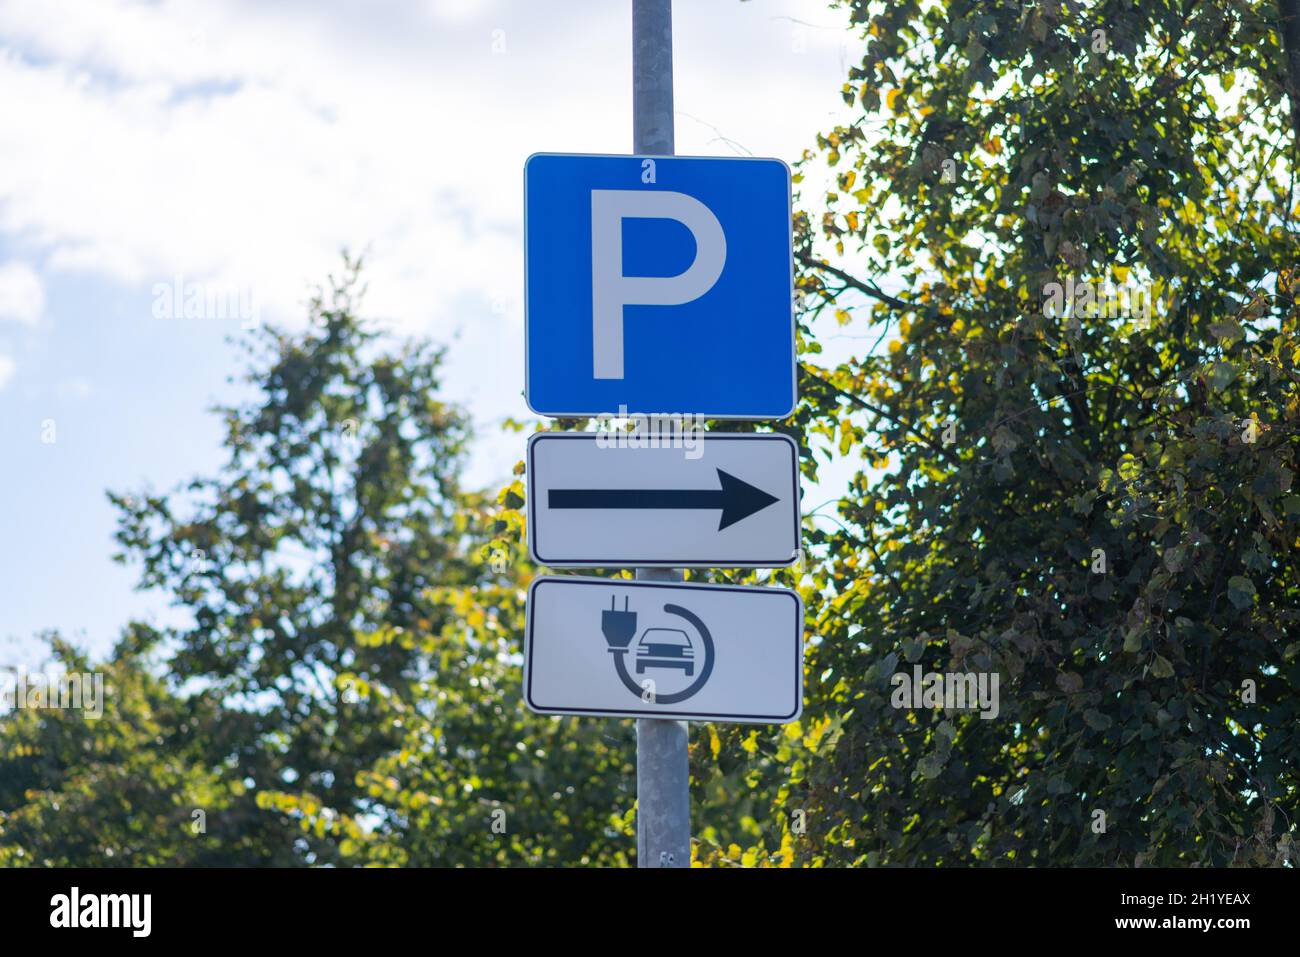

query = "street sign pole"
632;0;689;869
635;566;690;867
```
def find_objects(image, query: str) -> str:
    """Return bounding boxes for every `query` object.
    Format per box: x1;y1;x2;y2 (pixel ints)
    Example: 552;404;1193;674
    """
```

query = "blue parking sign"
524;153;796;419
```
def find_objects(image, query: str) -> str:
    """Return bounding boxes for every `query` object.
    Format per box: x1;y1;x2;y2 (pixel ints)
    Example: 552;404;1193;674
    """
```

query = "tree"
258;498;641;867
103;257;476;863
99;258;638;866
0;626;299;866
774;0;1300;866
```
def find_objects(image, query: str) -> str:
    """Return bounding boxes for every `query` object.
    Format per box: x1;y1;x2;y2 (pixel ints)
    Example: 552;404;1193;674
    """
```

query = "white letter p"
590;189;726;379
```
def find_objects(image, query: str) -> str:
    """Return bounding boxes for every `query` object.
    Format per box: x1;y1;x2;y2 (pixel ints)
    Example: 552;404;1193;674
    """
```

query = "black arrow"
548;468;780;531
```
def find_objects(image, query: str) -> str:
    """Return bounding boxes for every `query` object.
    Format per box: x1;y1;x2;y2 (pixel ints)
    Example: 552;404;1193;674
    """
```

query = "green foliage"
0;627;299;866
2;259;639;866
777;0;1300;866
105;256;483;864
259;558;640;867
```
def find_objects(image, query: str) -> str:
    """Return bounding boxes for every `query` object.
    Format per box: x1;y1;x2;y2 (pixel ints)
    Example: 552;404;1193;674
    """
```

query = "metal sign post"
520;0;802;869
632;0;688;870
634;566;690;868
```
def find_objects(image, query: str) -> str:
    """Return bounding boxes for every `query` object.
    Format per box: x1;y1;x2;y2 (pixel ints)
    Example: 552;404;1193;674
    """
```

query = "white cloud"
0;354;15;390
58;376;92;399
0;0;853;482
0;262;44;325
426;0;497;24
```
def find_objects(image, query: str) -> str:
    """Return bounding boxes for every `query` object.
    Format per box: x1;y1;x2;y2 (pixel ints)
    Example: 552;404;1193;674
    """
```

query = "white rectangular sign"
527;432;801;568
524;576;803;723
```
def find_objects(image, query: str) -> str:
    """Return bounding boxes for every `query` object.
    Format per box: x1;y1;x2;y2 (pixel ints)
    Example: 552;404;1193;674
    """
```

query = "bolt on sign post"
520;0;803;868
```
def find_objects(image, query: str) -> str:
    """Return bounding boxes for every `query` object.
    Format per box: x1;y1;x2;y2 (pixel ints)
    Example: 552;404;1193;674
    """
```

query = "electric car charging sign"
524;153;796;419
523;576;803;723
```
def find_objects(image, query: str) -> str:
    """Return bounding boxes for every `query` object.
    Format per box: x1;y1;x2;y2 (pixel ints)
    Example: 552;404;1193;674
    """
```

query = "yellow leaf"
779;829;796;867
886;88;903;113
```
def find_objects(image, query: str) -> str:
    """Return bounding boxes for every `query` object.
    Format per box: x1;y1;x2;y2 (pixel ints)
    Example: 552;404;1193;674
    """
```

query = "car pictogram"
634;627;695;676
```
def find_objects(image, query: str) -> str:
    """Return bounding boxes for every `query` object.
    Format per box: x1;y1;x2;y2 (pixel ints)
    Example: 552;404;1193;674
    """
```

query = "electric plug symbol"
601;596;637;653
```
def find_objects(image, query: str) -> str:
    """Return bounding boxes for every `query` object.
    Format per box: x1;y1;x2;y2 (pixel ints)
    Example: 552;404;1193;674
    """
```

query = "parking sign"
524;153;796;419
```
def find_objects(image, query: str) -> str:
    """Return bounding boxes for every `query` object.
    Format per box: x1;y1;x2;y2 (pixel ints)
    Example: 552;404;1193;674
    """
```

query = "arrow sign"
548;468;779;531
528;432;800;567
524;576;803;723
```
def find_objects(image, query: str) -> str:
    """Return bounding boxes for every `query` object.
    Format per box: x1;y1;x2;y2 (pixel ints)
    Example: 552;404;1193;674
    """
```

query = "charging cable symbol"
600;595;715;703
602;596;638;654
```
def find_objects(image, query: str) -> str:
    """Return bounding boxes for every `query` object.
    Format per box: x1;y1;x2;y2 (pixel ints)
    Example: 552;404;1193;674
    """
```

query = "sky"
0;0;863;665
